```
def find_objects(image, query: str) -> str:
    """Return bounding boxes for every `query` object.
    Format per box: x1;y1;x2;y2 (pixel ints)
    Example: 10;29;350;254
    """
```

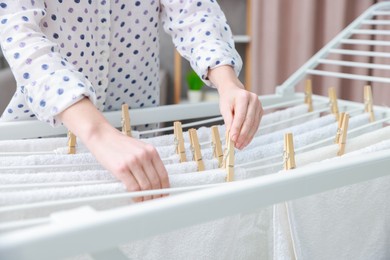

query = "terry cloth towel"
0;104;308;155
0;113;368;174
0;104;309;157
246;114;335;150
295;125;390;167
0;137;69;153
0;152;219;176
0;166;274;260
260;104;309;127
274;137;390;260
144;104;310;147
0;168;252;207
274;155;390;259
47;110;326;162
0;168;250;222
234;113;369;165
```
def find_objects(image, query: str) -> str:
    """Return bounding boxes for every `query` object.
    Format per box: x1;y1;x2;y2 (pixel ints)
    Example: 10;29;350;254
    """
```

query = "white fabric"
0;104;309;154
234;113;369;165
295;125;390;167
0;168;253;207
277;166;390;260
246;114;335;150
274;132;390;260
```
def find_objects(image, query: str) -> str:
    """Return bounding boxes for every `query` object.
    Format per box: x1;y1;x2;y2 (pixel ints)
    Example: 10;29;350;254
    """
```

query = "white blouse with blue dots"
0;0;242;127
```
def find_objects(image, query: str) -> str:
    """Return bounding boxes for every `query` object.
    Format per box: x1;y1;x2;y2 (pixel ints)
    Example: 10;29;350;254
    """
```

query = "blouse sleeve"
160;0;243;87
0;1;97;126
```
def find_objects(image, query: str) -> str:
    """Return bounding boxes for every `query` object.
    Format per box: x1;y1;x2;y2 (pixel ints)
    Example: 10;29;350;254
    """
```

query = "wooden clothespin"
364;85;375;122
211;126;224;167
174;121;187;163
283;133;296;170
224;130;235;182
305;79;314;112
337;113;350;156
189;128;205;171
121;104;132;137
334;112;346;144
328;87;339;121
67;131;77;154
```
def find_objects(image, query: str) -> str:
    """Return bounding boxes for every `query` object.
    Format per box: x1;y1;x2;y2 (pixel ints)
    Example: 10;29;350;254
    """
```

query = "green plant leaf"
186;70;204;91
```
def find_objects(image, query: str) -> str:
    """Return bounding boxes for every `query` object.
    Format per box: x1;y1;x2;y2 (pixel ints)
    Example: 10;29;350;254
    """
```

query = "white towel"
235;113;369;165
0;114;370;176
280;169;390;260
246;114;335;150
274;135;390;260
0;137;69;153
260;104;309;127
273;203;296;260
1;165;272;260
0;168;250;207
295;126;390;167
0;104;308;155
146;104;310;147
0;170;116;185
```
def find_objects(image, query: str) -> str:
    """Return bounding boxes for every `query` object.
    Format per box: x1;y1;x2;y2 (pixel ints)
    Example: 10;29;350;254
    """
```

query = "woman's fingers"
229;92;249;146
242;100;263;148
234;93;260;149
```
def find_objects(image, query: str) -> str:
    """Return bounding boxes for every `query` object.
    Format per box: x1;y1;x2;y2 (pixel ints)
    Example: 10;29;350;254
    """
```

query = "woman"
0;0;262;201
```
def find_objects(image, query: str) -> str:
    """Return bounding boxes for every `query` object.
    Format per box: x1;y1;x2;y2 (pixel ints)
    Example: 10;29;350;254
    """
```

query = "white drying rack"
0;2;390;260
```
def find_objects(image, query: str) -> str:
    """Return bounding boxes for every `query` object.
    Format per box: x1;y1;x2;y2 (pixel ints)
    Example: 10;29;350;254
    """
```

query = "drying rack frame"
0;2;390;260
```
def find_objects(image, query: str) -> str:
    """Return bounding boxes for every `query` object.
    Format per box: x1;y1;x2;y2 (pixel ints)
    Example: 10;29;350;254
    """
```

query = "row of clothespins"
304;79;375;122
67;81;376;180
67;103;235;182
173;121;235;182
285;80;376;171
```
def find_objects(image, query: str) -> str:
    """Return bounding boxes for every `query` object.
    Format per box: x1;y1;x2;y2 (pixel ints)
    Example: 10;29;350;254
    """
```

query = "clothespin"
305;79;314;112
67;131;76;154
334;112;346;144
283;133;296;170
189;128;205;171
174;121;187;163
328;87;339;121
224;130;235;182
121;104;132;137
211;126;223;167
364;85;375;122
337;113;350;156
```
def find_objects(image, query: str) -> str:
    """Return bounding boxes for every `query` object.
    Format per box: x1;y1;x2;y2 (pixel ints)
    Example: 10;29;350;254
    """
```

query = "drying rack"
0;2;390;259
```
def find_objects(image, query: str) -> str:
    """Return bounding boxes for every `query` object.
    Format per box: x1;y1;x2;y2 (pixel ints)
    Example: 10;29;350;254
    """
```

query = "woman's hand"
208;66;263;150
58;98;169;202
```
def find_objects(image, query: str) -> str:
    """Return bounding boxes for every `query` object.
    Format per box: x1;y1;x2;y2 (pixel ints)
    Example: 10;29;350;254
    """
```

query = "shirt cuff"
24;69;97;127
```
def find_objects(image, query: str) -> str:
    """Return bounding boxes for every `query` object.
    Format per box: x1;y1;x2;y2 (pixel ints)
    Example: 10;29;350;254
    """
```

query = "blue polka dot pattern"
0;0;242;127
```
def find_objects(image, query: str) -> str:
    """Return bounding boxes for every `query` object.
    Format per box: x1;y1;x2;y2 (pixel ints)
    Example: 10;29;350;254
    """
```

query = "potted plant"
186;70;204;103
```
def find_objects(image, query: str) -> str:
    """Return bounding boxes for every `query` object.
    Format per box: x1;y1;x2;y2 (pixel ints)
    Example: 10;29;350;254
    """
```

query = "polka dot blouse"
0;0;242;126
